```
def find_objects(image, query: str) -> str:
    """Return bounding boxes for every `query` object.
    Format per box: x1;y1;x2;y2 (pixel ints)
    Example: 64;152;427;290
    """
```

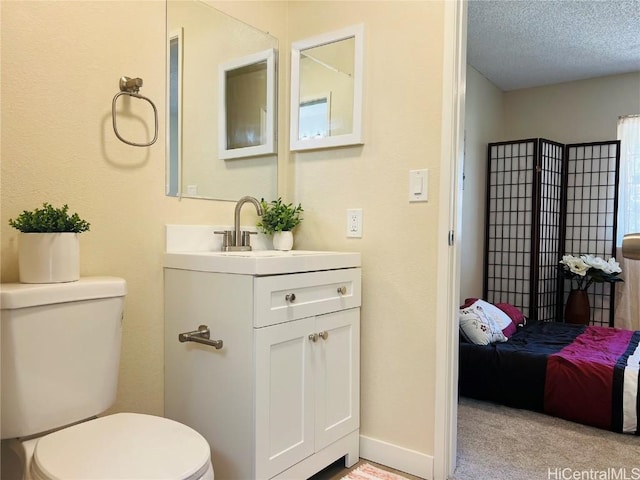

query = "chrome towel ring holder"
112;76;158;147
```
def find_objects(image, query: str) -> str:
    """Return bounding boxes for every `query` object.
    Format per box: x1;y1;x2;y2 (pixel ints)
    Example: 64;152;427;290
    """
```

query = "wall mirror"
167;1;278;201
290;24;364;151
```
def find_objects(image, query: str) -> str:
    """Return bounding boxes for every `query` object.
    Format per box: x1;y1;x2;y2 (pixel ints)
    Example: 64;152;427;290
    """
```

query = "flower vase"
272;231;293;251
565;290;590;325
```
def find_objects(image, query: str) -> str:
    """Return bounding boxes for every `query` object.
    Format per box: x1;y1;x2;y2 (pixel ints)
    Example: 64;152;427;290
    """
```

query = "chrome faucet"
215;196;264;251
234;196;263;250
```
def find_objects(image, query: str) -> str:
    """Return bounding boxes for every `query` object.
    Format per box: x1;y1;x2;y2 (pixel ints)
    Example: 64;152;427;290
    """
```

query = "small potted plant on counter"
257;198;303;251
9;203;90;283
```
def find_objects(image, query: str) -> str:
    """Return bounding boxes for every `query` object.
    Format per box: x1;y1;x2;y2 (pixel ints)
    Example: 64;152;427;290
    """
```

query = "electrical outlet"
346;209;363;238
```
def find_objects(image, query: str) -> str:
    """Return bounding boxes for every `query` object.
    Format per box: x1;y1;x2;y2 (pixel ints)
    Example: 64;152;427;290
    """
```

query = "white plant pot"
18;232;80;283
272;231;293;251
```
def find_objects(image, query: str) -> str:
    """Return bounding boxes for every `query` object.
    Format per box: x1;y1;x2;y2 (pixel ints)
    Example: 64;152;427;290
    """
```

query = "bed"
459;321;640;435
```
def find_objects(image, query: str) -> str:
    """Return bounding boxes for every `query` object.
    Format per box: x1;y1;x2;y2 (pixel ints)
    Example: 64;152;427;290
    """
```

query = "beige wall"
504;72;640;143
463;71;640;303
288;1;445;454
1;0;446;465
460;67;504;301
2;0;167;416
0;0;287;418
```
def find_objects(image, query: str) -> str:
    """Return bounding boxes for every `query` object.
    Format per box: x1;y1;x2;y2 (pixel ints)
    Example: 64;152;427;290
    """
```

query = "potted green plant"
257;198;303;251
9;203;90;283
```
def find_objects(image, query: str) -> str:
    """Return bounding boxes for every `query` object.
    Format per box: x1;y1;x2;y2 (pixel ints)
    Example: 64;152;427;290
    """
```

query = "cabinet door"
314;308;360;451
255;317;315;479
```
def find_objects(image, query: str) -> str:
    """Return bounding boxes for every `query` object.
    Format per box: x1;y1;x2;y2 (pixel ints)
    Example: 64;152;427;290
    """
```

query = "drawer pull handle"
285;293;296;303
178;325;223;349
318;331;329;340
337;286;347;295
309;333;318;342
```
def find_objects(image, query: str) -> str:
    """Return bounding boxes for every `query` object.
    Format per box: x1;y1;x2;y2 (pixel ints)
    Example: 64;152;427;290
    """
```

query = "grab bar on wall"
112;76;158;147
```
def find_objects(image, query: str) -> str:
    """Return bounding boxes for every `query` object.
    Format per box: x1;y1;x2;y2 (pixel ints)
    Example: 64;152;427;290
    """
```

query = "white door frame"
433;1;467;479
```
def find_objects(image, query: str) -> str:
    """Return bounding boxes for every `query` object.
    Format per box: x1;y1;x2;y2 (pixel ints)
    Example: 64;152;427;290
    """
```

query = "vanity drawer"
253;268;361;328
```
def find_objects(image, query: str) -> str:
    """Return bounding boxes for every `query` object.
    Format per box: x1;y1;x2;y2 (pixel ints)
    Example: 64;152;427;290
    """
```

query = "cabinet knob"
337;286;347;295
318;331;329;340
309;333;318;342
285;293;296;303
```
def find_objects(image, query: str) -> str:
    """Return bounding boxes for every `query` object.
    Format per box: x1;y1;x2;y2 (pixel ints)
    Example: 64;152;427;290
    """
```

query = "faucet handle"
214;230;235;250
241;231;257;248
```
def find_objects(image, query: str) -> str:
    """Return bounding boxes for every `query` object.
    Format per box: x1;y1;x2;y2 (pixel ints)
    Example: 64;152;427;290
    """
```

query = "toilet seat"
30;413;212;480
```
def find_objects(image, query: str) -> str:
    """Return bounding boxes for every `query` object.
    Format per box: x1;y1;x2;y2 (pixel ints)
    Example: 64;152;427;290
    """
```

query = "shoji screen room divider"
483;138;620;326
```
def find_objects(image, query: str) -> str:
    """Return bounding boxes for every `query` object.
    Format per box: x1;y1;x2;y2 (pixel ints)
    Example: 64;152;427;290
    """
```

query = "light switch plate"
409;169;428;202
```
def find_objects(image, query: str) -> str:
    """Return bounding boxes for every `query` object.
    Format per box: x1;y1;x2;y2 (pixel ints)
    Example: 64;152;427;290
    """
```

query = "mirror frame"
290;24;364;151
218;48;277;160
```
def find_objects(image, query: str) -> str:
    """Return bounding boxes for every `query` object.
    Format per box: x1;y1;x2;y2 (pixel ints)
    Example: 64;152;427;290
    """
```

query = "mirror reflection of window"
298;37;355;141
299;97;330;139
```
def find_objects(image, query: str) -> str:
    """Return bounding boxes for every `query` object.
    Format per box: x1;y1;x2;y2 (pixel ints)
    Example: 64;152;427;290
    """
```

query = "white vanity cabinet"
255;307;359;479
164;260;361;480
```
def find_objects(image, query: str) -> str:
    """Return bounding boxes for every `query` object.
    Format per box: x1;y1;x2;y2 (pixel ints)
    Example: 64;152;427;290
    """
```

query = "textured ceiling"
467;0;640;91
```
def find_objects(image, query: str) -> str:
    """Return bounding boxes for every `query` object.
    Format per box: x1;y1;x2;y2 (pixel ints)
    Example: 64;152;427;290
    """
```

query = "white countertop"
163;250;361;275
164;225;360;275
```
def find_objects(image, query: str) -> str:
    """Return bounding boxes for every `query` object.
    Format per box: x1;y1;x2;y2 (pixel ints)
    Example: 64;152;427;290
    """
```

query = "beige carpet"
454;397;640;480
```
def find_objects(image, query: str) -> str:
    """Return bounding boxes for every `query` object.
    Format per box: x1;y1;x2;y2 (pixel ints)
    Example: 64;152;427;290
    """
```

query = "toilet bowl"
0;277;215;480
6;414;214;480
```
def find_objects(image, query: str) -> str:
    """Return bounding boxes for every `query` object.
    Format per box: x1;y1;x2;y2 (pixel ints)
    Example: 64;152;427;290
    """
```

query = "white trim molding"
434;1;467;479
360;435;433;479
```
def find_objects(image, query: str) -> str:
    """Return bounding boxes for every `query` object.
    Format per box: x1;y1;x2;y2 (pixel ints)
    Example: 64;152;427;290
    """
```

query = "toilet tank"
1;277;126;439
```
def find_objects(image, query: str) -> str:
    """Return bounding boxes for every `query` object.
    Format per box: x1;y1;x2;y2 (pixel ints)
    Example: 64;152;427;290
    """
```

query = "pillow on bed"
462;298;517;338
495;302;526;326
459;305;507;345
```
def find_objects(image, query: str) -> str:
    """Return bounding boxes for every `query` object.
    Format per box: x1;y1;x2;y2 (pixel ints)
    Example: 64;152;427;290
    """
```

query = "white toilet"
0;277;214;480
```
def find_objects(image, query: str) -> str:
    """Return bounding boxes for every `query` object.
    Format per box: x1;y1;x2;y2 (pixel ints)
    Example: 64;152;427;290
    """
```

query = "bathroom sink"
164;225;360;274
163;250;361;275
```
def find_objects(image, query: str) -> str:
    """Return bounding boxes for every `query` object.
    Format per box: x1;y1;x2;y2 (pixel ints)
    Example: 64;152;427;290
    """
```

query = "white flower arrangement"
559;254;623;291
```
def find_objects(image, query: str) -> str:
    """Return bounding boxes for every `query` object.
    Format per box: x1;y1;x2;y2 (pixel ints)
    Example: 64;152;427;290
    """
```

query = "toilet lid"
31;413;211;480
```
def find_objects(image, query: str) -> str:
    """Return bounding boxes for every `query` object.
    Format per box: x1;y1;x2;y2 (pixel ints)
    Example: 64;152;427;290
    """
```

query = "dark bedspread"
459;322;640;434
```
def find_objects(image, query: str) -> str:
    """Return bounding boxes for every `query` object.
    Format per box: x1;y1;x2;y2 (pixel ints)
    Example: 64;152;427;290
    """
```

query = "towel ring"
112;76;158;147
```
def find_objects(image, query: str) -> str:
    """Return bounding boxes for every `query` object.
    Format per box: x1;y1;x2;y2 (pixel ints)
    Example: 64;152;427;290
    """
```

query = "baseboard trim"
359;435;433;479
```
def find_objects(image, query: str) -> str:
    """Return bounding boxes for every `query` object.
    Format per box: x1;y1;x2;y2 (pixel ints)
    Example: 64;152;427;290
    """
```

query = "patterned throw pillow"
459;303;508;345
461;298;517;338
